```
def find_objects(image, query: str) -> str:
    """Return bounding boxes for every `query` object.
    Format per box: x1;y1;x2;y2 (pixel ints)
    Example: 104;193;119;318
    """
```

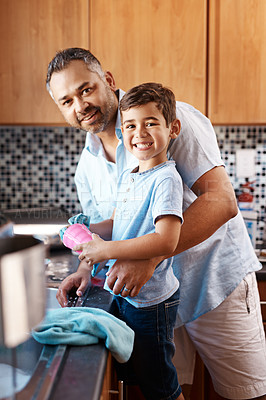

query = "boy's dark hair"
119;82;176;127
46;48;104;97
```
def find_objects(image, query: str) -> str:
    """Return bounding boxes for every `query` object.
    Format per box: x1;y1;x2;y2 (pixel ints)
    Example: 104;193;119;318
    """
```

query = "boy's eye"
146;122;157;127
125;124;135;129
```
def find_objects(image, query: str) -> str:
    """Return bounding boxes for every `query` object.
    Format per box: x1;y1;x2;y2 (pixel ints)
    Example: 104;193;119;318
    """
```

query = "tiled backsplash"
0;125;265;245
216;126;266;245
0;126;86;214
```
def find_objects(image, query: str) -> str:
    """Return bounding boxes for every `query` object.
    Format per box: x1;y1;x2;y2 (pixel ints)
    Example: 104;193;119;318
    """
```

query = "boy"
73;83;184;400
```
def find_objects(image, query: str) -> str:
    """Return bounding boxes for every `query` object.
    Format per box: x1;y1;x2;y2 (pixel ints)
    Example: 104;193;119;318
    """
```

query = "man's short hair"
46;47;104;97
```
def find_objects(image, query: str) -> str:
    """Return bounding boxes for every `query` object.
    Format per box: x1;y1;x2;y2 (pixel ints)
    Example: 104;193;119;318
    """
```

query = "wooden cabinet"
0;0;207;125
0;0;89;125
100;353;114;400
90;0;207;115
258;279;266;332
208;0;266;124
1;0;266;125
100;353;145;400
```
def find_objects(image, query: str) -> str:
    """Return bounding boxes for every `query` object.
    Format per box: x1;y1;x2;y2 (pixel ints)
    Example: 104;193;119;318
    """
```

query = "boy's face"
121;102;180;171
49;60;118;133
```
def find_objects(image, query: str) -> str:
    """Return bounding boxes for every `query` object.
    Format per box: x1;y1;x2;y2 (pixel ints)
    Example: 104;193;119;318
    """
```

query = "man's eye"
82;88;91;95
62;99;71;106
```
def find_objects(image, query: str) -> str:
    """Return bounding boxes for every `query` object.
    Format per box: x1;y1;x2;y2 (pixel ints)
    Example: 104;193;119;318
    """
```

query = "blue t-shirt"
104;161;183;308
75;90;261;325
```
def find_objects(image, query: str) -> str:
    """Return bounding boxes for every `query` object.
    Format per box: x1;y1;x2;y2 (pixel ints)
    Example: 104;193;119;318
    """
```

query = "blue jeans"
110;290;182;400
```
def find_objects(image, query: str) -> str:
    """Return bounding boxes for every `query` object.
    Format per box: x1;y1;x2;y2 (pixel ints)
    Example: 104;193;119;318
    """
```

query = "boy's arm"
89;218;113;241
87;208;115;240
75;215;182;265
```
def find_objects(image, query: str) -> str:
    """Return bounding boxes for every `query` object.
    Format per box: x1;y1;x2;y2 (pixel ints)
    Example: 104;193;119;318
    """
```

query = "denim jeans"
110;289;182;400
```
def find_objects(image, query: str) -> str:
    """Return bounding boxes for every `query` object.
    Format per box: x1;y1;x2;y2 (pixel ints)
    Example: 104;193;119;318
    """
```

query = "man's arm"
174;166;238;255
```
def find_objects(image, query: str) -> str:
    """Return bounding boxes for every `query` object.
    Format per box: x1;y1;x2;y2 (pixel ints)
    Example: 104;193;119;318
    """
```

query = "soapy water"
0;363;30;397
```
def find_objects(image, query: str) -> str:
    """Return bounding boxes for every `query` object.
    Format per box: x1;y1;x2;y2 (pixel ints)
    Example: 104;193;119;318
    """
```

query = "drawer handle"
109;380;124;400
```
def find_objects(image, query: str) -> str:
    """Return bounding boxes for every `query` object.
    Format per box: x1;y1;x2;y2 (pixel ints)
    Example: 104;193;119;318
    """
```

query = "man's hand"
56;261;92;307
106;257;161;297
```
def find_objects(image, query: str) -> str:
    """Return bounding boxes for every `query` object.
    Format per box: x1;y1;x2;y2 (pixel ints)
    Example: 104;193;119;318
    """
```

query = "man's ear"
105;71;116;91
169;119;181;139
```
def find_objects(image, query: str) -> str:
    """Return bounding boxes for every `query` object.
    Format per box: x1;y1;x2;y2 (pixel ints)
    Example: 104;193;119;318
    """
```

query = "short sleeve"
151;173;183;225
168;102;224;188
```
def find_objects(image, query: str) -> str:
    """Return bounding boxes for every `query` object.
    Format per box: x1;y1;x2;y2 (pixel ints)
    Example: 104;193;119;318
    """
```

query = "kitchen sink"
46;287;61;310
0;287;62;399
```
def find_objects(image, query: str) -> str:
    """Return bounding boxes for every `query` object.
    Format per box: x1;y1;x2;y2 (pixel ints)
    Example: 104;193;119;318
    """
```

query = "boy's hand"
73;233;106;265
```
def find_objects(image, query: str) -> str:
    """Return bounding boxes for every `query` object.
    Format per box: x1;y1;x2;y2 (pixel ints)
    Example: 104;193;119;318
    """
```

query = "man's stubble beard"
80;87;118;135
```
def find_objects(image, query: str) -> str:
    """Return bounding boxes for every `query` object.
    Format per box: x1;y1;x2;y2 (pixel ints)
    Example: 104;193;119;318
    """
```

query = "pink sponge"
62;223;93;253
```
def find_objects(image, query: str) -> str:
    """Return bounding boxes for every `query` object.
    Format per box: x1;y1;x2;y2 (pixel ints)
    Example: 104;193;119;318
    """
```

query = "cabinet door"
258;280;266;332
0;0;89;125
90;0;207;114
208;0;266;124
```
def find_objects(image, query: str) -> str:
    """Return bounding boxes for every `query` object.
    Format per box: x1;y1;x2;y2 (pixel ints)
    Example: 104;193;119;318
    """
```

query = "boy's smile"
121;102;180;171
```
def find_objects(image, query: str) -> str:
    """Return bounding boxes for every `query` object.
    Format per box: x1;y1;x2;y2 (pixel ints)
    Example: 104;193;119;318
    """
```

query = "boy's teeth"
135;143;152;148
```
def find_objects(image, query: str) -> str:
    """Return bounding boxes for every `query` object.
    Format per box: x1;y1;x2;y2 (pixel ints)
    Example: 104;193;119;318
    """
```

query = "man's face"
49;60;118;133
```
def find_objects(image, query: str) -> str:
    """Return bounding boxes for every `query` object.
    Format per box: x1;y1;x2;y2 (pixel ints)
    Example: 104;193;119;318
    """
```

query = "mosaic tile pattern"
0;126;86;214
214;126;266;245
0;125;265;245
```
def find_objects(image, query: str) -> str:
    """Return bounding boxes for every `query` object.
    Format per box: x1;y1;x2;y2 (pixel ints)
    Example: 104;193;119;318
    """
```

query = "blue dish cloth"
32;307;134;363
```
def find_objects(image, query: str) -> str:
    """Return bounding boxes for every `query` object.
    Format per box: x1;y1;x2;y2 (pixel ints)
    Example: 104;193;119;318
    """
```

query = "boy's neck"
138;155;168;173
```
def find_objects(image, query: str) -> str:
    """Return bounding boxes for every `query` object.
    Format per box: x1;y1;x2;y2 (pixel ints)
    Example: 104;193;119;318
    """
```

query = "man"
46;48;266;400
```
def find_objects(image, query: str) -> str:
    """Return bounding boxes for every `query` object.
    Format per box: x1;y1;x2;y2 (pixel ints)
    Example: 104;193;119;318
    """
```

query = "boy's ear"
169;119;181;139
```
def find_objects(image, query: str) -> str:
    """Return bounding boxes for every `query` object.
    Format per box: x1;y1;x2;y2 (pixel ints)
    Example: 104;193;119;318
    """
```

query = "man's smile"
78;109;99;123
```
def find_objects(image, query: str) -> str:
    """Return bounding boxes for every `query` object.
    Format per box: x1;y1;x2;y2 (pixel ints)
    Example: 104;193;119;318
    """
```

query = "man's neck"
97;129;119;163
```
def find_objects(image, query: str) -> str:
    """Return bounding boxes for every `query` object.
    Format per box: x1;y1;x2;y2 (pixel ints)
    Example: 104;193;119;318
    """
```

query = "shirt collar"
115;89;125;140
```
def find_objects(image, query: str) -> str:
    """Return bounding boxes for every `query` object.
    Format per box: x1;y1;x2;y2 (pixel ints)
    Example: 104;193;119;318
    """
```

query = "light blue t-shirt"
104;161;183;308
75;89;261;325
